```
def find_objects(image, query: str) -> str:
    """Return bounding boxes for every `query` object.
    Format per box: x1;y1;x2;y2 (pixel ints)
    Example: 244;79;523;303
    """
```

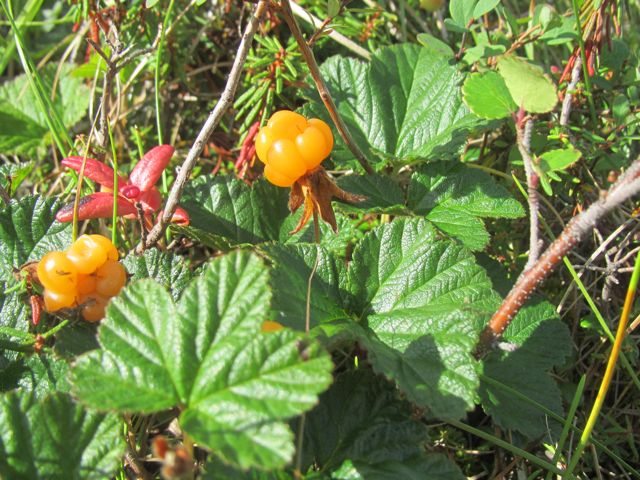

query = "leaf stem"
517;118;541;269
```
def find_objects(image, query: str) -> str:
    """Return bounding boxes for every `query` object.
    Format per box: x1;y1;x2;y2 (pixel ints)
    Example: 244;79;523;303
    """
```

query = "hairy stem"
517;118;541;269
477;158;640;354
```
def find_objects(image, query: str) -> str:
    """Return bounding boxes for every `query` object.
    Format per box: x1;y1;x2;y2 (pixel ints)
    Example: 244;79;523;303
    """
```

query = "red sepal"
55;192;137;222
62;157;126;189
129;145;175;191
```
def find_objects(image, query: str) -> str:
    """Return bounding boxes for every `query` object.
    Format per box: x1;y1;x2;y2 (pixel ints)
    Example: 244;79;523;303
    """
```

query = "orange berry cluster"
37;235;127;322
255;110;334;187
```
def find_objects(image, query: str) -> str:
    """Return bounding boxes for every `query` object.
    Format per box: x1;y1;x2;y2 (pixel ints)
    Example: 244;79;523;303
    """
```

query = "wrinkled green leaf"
0;284;29;331
53;322;99;358
303;370;465;479
283;211;361;258
347;219;498;418
0;103;47;155
423;206;489;250
261;243;350;330
179;176;290;249
480;300;571;438
407;162;524;249
303;44;478;167
0;391;123;479
0;64;89;155
332;454;465;480
497;55;557;113
336;173;407;214
71;251;333;470
123;249;193;301
462;71;517;119
0;353;70;398
0;195;71;280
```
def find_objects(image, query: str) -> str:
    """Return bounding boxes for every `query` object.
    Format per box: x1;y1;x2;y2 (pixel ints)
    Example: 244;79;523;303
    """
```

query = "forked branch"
477;157;640;355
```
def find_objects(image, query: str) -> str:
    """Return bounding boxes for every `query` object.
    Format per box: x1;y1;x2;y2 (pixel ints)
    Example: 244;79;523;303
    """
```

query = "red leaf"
55;192;137;222
62;157;126;189
129;145;175;191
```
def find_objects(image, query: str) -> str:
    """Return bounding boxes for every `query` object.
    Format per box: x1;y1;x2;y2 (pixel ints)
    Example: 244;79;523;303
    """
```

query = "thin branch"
137;0;268;252
477;157;640;355
517;118;541;269
560;56;583;126
281;0;374;175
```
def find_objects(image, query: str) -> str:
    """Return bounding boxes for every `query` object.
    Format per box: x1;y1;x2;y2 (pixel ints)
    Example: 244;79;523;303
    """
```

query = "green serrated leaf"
303;370;428;469
476;258;572;438
261;243;350;330
336;173;408;214
406;162;524;249
480;300;571;438
462;71;517;119
424;206;489;250
0;391;123;479
0;195;71;280
123;249;193;301
496;55;558;113
282;211;360;258
0;103;48;155
303;44;479;167
0;64;89;156
332;454;465;480
0;353;70;398
53;322;99;358
303;369;465;478
71;251;333;470
179;176;290;249
347;219;498;418
0;283;29;331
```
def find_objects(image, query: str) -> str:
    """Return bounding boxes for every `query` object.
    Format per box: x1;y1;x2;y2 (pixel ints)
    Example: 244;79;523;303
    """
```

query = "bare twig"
518;118;542;269
137;0;268;252
281;0;374;175
477;157;640;355
560;56;583;126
